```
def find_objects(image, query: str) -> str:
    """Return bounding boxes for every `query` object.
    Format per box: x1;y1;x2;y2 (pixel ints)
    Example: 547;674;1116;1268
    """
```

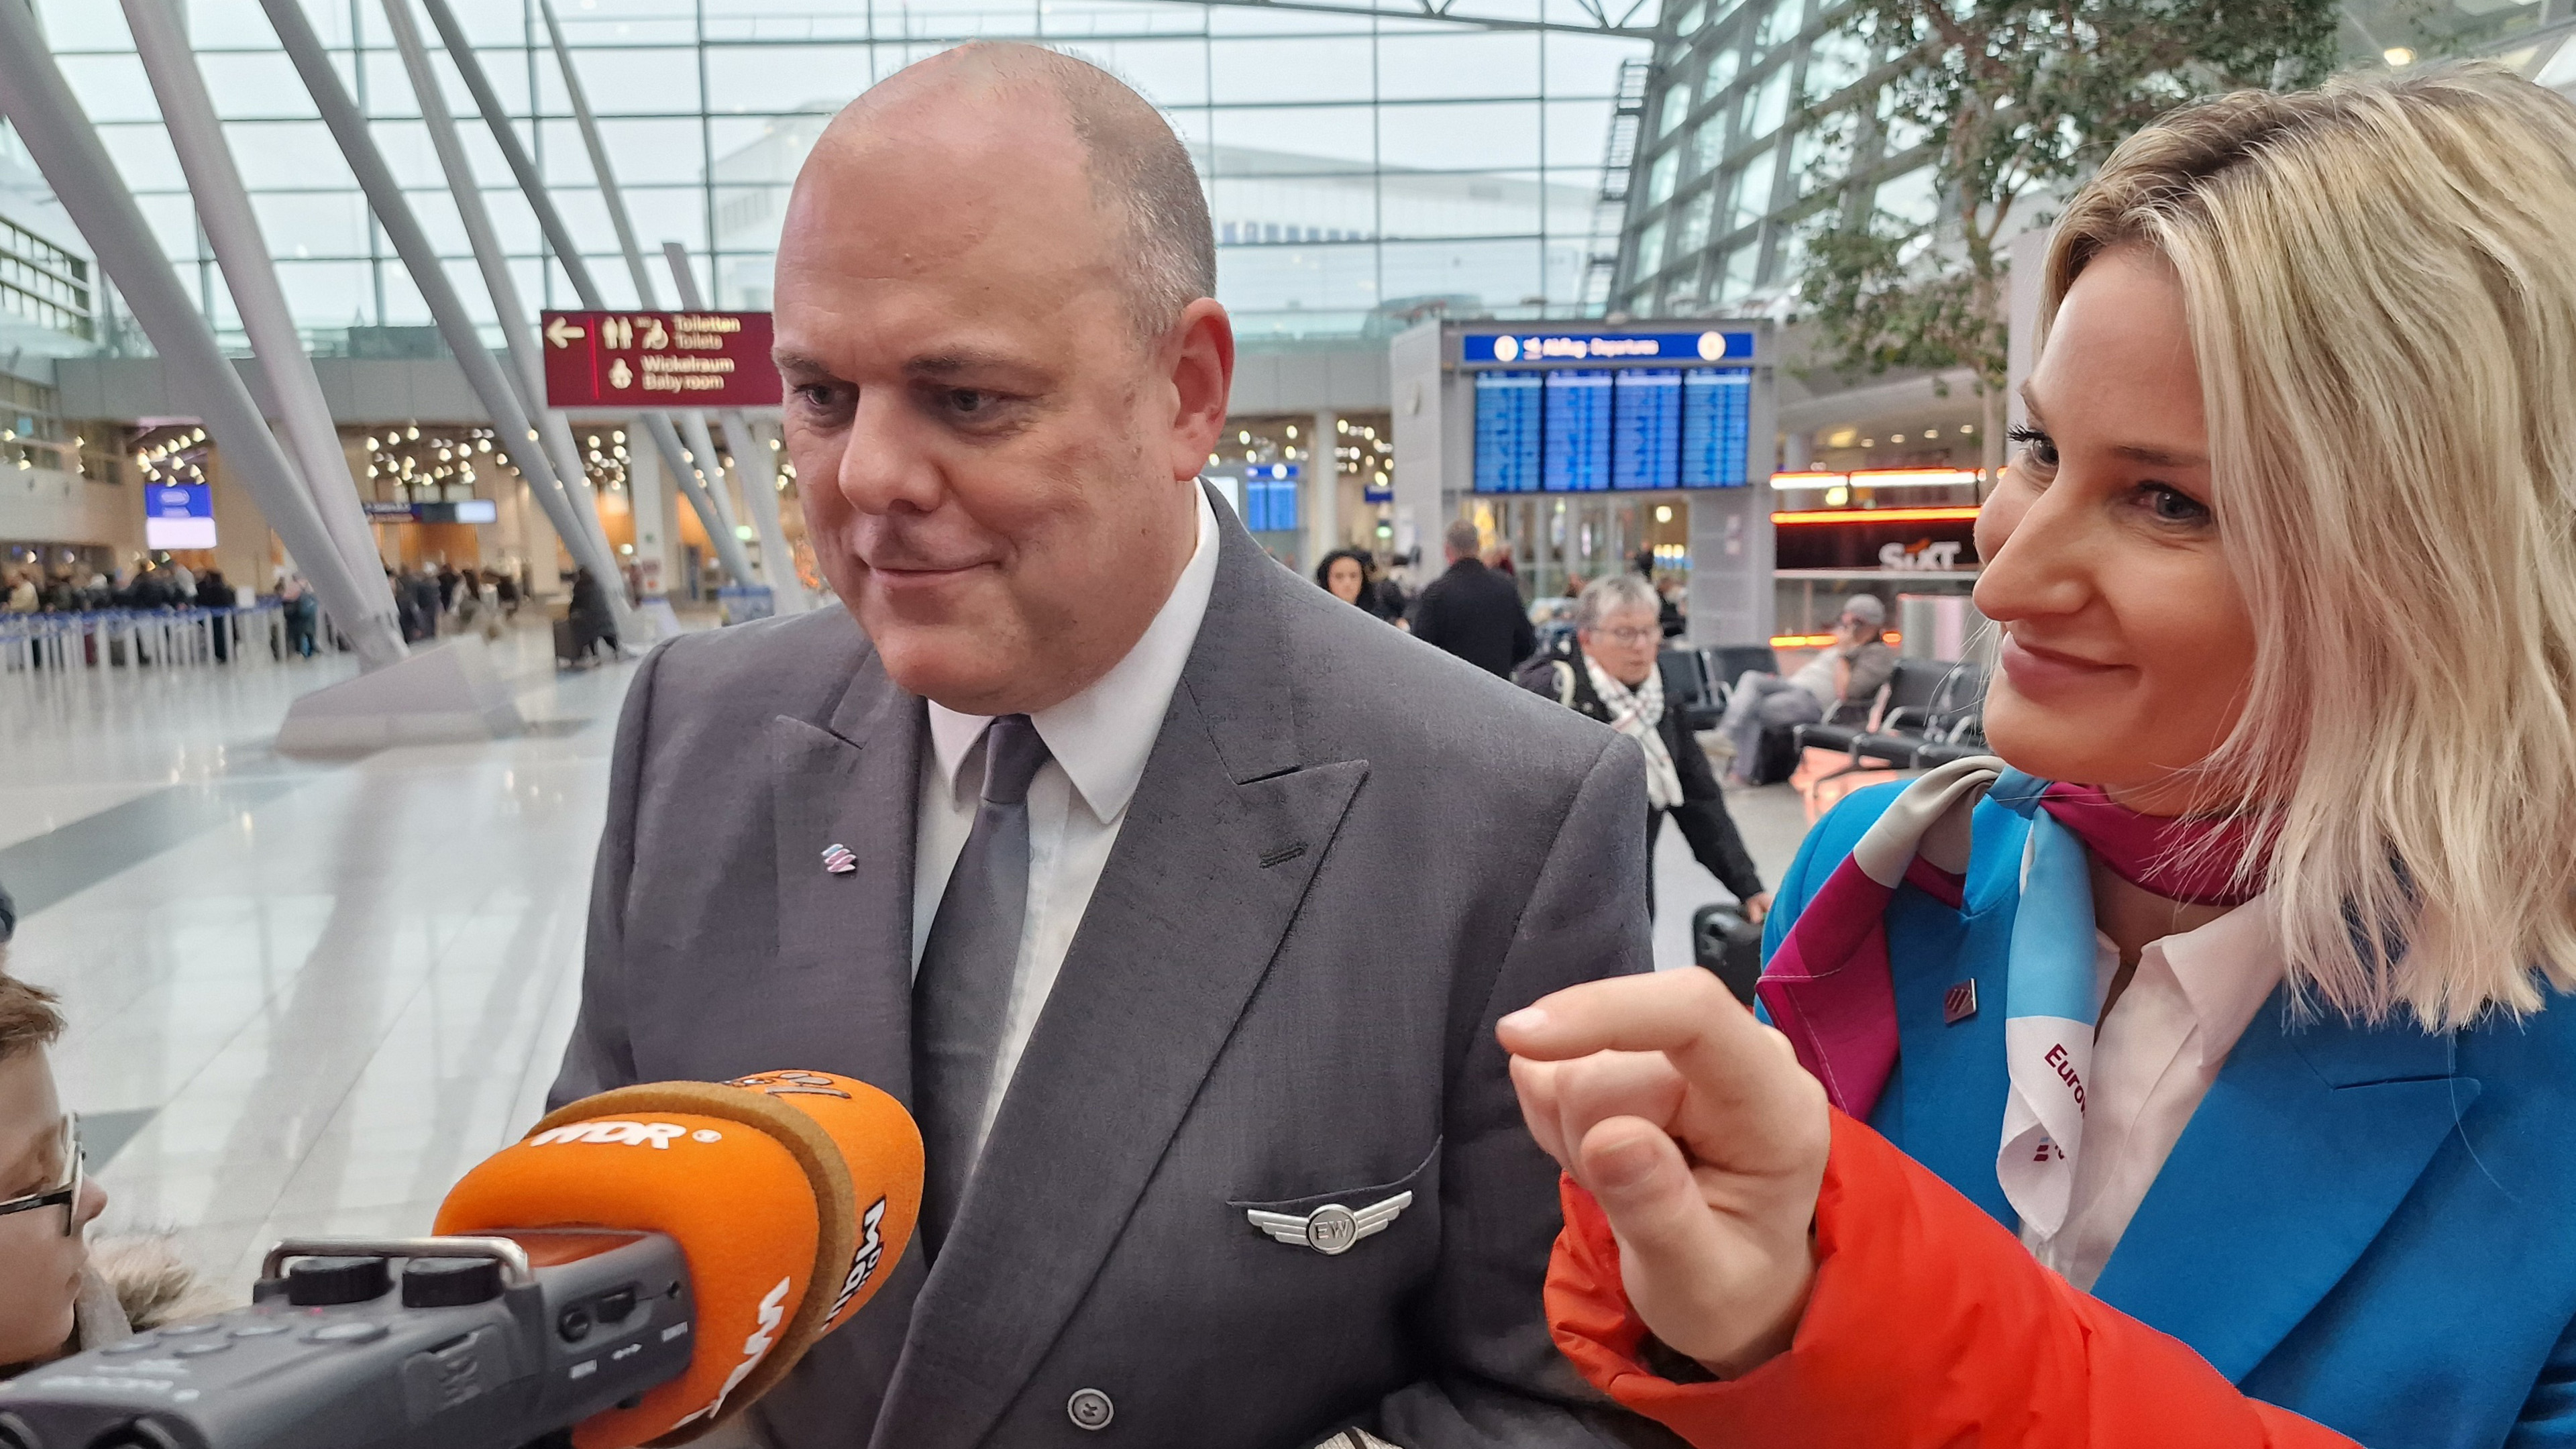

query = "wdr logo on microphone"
527;1120;723;1150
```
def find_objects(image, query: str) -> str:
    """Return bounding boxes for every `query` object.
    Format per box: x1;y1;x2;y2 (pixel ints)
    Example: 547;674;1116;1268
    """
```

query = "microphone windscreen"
437;1073;922;1449
433;1099;822;1449
718;1072;921;1339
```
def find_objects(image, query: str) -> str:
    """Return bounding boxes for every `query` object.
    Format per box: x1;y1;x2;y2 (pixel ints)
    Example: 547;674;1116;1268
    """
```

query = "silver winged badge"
1244;1191;1413;1256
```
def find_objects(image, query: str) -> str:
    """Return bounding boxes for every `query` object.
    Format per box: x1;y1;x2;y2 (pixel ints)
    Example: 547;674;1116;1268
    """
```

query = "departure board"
1470;360;1756;494
1543;370;1614;492
1680;368;1754;487
1612;369;1682;492
1473;371;1544;493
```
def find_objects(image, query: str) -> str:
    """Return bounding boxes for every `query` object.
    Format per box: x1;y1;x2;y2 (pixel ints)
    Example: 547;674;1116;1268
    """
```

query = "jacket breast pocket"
1227;1137;1442;1260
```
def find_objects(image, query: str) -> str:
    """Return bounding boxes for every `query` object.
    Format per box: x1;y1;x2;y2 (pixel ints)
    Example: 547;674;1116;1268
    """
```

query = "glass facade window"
1705;45;1742;98
1676;188;1716;256
1746;64;1796;142
35;0;1644;350
1753;0;1805;58
1803;28;1873;101
1791;121;1852;197
1613;0;2540;329
0;216;91;342
1660;81;1695;136
1636;217;1668;278
1648;148;1682;207
1693;115;1733;177
1874;165;1941;227
1878;85;1932;156
1715;241;1758;303
1727;146;1778;232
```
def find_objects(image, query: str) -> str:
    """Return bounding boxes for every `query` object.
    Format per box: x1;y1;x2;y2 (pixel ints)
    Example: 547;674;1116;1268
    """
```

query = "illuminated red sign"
541;310;780;409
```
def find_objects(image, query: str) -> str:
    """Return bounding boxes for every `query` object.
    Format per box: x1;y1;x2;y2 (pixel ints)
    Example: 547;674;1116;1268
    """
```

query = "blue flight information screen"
1680;367;1754;488
1612;370;1682;492
1543;370;1613;492
1473;371;1543;493
1471;362;1753;492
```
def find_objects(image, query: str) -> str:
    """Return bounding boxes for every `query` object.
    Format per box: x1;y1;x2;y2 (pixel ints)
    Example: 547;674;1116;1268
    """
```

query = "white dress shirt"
2020;892;2286;1291
909;486;1220;1158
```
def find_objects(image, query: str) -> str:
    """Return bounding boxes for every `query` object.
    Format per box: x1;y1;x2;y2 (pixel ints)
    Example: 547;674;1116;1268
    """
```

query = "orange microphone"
0;1071;920;1449
435;1070;924;1447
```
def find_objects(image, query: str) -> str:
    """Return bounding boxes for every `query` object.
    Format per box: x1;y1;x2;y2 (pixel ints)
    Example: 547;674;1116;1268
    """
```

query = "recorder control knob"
284;1255;392;1307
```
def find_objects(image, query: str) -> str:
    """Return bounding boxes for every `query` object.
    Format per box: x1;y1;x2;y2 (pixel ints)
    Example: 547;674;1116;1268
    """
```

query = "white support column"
1303;407;1338;567
378;0;637;643
531;0;756;589
258;0;619;652
661;241;808;612
0;0;404;669
121;0;405;659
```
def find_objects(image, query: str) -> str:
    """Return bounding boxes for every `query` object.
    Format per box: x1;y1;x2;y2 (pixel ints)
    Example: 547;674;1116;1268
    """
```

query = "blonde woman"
1501;64;2576;1447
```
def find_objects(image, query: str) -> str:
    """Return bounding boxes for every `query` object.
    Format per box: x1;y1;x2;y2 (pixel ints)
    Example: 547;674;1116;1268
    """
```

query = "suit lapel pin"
1246;1190;1413;1256
820;843;857;875
1943;978;1978;1024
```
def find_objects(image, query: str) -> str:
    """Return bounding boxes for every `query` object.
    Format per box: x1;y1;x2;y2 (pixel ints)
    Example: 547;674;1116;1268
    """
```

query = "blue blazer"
1764;783;2576;1448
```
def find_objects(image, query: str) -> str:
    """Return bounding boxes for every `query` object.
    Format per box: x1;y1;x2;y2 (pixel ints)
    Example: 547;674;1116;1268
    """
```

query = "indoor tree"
1792;0;2341;483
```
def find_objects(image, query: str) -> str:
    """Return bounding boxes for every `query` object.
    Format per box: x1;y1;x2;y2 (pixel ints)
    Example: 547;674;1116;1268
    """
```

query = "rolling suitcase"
1691;902;1766;1005
553;616;584;667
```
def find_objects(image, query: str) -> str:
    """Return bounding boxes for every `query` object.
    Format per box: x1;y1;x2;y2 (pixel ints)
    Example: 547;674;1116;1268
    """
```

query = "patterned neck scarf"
1587;654;1683;810
1756;757;2267;1236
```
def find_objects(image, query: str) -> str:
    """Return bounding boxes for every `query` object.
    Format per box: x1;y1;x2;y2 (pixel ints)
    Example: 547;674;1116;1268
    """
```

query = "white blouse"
2019;892;2286;1291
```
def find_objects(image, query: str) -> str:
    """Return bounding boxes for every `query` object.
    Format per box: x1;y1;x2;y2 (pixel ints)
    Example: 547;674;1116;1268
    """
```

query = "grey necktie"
914;713;1052;1251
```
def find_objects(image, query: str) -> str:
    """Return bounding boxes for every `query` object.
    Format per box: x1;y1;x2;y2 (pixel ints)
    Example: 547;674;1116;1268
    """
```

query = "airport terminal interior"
1;0;2573;1397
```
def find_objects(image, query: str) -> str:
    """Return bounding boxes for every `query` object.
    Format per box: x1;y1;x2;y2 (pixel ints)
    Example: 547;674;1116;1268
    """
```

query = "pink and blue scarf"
1755;757;2264;1234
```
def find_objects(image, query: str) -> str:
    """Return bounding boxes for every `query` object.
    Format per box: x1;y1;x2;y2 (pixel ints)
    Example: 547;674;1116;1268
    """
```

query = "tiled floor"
2;621;637;1292
1;621;1814;1296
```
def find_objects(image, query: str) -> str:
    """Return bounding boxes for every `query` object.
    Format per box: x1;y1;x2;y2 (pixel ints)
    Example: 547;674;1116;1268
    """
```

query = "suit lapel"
871;504;1368;1449
2088;997;2479;1380
765;649;922;1102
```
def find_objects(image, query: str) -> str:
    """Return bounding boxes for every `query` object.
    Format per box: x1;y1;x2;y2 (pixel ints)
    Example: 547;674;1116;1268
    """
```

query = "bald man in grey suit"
553;42;1670;1449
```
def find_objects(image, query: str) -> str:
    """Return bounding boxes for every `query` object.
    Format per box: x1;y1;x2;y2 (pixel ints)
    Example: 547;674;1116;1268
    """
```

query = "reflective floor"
1;621;1805;1296
1;622;635;1292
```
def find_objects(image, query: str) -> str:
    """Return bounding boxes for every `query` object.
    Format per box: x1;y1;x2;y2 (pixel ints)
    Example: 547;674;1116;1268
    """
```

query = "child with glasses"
0;965;111;1373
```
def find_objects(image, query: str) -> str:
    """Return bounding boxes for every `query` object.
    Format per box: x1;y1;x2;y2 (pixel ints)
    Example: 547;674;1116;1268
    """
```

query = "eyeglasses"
1585;626;1660;647
0;1116;83;1237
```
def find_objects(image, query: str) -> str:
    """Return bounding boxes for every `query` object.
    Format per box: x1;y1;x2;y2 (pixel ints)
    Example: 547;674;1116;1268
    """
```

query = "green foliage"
1792;0;2342;402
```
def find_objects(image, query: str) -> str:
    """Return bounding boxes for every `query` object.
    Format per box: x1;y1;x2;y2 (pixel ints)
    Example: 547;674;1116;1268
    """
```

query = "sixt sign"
541;310;782;409
1459;329;1755;367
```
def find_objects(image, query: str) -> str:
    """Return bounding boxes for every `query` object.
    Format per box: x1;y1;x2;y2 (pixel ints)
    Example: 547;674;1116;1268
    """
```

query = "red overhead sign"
541;310;780;409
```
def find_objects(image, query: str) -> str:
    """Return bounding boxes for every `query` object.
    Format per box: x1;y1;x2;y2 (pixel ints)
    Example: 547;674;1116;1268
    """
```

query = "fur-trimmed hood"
12;1234;231;1374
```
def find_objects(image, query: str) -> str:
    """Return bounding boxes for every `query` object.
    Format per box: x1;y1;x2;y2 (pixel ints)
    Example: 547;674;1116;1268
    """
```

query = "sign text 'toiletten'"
541;310;782;409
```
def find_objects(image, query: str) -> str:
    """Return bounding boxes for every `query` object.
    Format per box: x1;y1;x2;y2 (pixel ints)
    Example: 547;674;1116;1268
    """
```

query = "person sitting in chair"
1715;594;1896;786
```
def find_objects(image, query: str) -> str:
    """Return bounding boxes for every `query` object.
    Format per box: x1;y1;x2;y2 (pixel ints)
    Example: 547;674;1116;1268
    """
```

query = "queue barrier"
0;601;305;674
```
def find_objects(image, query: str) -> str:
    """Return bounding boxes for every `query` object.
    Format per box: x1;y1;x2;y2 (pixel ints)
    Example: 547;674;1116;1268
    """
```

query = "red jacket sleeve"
1544;1109;2359;1448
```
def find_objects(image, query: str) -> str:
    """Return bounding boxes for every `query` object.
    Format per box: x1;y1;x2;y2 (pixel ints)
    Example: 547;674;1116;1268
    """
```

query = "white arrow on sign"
545;317;586;348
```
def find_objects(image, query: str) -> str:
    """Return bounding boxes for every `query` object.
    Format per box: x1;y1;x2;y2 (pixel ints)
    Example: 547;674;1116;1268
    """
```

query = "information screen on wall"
1470;364;1753;493
1473;372;1543;493
1680;369;1753;487
1613;369;1682;491
1542;370;1613;492
144;484;215;550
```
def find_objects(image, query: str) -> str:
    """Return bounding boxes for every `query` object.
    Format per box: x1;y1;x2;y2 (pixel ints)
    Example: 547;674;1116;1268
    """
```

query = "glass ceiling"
27;0;1652;350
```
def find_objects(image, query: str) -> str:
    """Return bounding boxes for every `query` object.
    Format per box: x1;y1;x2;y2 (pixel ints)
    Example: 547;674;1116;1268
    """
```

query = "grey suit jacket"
553;492;1672;1449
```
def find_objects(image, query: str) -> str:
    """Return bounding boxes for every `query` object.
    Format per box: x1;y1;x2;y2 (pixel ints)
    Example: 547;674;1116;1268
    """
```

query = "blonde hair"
2043;64;2576;1028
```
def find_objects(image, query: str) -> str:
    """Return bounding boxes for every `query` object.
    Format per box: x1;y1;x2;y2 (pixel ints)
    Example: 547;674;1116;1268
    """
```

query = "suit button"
1067;1388;1115;1431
